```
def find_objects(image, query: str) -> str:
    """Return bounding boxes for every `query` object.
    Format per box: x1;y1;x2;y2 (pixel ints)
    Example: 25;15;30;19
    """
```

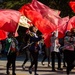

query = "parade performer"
28;26;42;75
5;32;19;75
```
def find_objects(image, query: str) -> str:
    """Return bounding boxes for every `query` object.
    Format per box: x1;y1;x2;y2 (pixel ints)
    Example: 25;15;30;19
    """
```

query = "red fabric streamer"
0;30;7;40
0;30;18;40
67;16;75;31
58;16;69;38
0;9;21;32
69;1;75;13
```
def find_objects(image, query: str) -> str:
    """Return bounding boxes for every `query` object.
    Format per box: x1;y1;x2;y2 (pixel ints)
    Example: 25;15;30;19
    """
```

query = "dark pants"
63;52;66;67
29;50;38;74
6;52;16;74
22;49;33;66
51;52;61;70
42;48;50;65
64;50;75;74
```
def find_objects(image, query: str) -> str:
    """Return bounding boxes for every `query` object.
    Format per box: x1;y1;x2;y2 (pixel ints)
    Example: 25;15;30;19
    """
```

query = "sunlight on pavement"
16;74;26;75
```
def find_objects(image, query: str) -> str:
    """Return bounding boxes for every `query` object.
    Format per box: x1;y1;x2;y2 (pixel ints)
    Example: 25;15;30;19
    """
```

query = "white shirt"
50;36;60;52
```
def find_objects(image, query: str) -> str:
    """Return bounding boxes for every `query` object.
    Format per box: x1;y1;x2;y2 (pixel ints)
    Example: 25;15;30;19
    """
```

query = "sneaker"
63;65;66;67
22;65;25;70
29;68;32;74
41;62;45;65
34;73;39;75
51;69;56;72
12;73;16;75
48;64;51;67
6;71;10;75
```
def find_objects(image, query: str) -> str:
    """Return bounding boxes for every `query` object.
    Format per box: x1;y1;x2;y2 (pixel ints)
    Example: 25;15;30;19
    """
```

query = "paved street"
0;56;75;75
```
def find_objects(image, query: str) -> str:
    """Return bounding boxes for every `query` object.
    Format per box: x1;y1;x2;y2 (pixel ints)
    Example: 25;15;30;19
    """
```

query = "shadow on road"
0;73;6;75
16;65;75;75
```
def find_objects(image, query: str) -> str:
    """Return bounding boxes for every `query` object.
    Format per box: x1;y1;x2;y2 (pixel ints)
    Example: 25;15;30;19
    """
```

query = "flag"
0;30;7;40
19;3;57;34
0;9;21;32
0;30;19;40
19;0;69;47
58;16;69;38
31;0;61;25
67;16;75;31
44;33;52;47
69;1;75;13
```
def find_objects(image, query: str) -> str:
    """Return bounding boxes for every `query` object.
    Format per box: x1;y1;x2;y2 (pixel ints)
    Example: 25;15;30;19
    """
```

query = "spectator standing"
50;31;62;71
